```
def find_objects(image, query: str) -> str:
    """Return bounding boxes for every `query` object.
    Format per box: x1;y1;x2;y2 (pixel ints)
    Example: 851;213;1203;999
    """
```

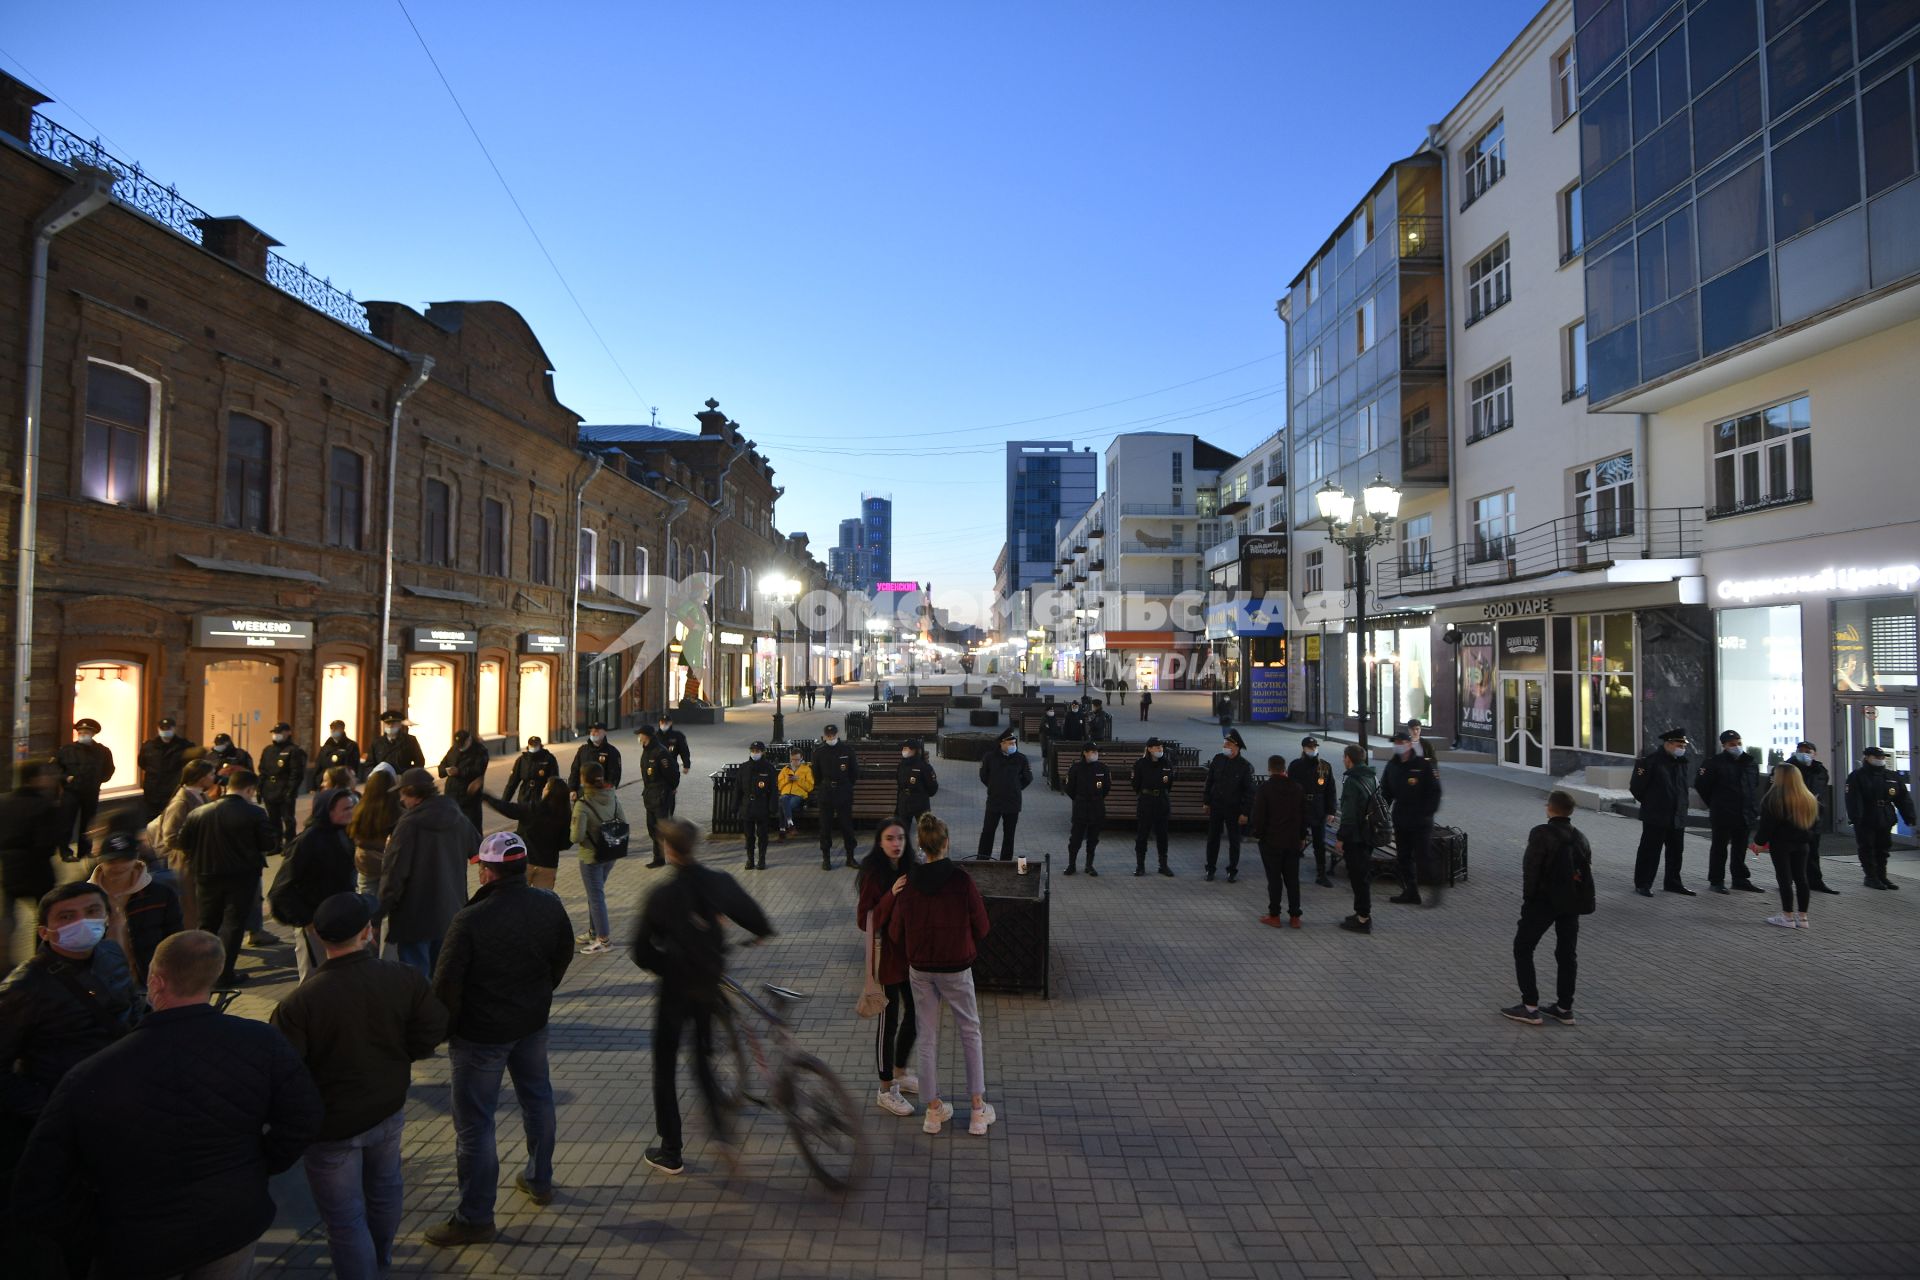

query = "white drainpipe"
376;355;435;713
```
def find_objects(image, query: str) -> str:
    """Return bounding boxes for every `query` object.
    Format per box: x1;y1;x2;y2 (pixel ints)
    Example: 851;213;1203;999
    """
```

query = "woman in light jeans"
571;763;626;953
348;765;400;949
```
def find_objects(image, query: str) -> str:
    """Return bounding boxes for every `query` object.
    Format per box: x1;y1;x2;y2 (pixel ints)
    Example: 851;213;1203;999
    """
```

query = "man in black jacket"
736;740;781;871
507;736;560;804
258;721;309;845
1695;729;1763;894
637;726;681;867
812;723;861;869
13;929;321;1280
1063;741;1110;876
1630;728;1695;896
426;832;574;1246
977;729;1033;861
1086;700;1114;742
893;737;939;852
137;717;196;819
1501;790;1591;1026
1203;730;1255;882
1060;702;1086;741
366;711;425;777
179;769;282;987
657;713;693;784
312;719;361;787
1131;738;1176;877
206;732;253;778
55;717;114;861
439;728;491;833
271;893;448;1275
1786;741;1839;894
632;818;774;1175
569;722;622;795
1288;737;1339;887
1846;745;1916;890
1381;729;1444;906
1;762;65;960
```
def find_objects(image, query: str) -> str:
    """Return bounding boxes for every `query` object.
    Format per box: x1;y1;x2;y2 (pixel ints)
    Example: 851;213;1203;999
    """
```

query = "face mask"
272;734;288;744
214;743;232;754
331;731;345;741
900;751;913;761
1725;745;1742;756
1002;744;1017;755
1303;748;1317;758
1149;750;1163;760
591;732;606;744
1087;754;1099;764
77;733;94;744
1666;745;1685;757
750;752;763;761
1394;744;1411;757
52;917;106;953
159;730;175;741
1792;752;1810;765
384;726;401;737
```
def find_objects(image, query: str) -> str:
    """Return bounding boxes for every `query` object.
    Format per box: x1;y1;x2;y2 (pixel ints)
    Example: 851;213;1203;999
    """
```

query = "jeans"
578;858;614;939
1204;811;1242;873
1769;847;1809;912
779;794;805;828
909;967;985;1103
1513;906;1578;1009
449;1030;556;1226
196;873;258;983
396;938;442;982
977;810;1018;860
877;979;916;1082
302;1110;404;1280
1634;825;1686;889
1260;846;1301;917
653;991;726;1158
1707;821;1752;886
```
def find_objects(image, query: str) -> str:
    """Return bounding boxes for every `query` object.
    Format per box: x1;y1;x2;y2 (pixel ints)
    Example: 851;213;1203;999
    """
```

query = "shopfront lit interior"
202;659;279;758
478;659;504;737
517;661;551;745
318;660;361;746
407;659;456;766
71;660;141;795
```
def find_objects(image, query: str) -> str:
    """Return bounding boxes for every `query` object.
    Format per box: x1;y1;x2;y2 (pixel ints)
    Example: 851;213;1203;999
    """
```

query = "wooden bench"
866;708;942;739
939;732;998;762
1096;763;1209;828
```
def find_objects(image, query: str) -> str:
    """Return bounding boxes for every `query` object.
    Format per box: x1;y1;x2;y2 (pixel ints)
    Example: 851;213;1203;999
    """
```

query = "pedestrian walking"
1381;728;1444;906
1335;744;1380;934
1130;738;1176;876
638;725;681;867
1844;745;1913;889
271;893;448;1280
1;762;64;966
312;719;361;788
365;711;425;777
632;818;774;1175
976;729;1031;861
1406;718;1439;764
12;929;322;1280
179;768;281;987
1138;689;1152;721
1063;741;1110;876
55;718;113;861
1287;737;1338;887
506;736;560;805
136;717;196;820
88;824;182;982
569;722;622;796
348;766;401;904
424;832;574;1247
1753;763;1820;929
858;818;918;1118
1696;729;1763;894
894;737;939;852
1630;728;1696;896
1249;755;1306;927
257;722;309;847
1786;741;1839;895
777;748;814;837
823;682;833;708
572;764;627;953
378;768;480;980
280;787;359;983
1501;790;1593;1026
736;741;781;871
890;814;995;1137
1203;730;1255;882
813;723;861;869
482;778;571;891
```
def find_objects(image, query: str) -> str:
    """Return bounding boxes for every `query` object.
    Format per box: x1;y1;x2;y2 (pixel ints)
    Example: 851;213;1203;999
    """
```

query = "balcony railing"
28;113;371;334
1402;420;1450;485
1088;526;1104;539
1705;488;1812;520
1120;503;1199;516
1119;540;1195;555
1377;507;1702;597
1400;322;1446;374
1394;215;1443;264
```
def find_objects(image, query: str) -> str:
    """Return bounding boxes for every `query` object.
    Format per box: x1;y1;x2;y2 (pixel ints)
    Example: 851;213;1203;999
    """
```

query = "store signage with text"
520;633;567;655
1482;596;1554;619
1714;563;1920;604
718;631;747;646
193;616;314;650
875;582;918;592
408;627;477;653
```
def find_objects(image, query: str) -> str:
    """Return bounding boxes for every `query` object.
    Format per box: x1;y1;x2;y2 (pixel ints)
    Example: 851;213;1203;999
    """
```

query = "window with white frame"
577;527;597;592
1575;452;1635;540
1171;452;1183;483
1249;460;1264;489
1466;240;1511;323
1304;548;1324;594
1471;491;1515;562
1463;118;1506;204
1356;400;1380;454
1469;363;1514;440
1564;320;1588;399
1552;43;1577;126
82;361;155;509
1355;296;1376;354
635;545;649;597
1401;514;1433;573
1307;260;1320;303
1561;183;1584;261
1304;346;1322;391
1710;395;1812;518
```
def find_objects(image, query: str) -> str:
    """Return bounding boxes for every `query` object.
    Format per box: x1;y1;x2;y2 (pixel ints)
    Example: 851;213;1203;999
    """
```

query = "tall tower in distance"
861;494;892;587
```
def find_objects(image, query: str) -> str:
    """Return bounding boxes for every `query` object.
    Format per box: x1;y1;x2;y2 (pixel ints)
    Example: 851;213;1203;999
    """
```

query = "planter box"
968;857;1050;997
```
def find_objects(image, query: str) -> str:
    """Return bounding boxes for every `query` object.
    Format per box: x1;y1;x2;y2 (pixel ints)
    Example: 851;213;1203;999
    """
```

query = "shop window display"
1715;605;1803;764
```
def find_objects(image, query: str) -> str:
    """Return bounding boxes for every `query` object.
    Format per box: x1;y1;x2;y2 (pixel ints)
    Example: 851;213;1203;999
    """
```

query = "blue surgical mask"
750;752;763;761
53;917;106;953
1792;752;1810;765
1002;743;1017;755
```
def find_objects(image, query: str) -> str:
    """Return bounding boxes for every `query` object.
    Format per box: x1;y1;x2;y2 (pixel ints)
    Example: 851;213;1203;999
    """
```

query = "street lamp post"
760;573;801;744
866;618;889;702
1074;608;1096;698
1315;474;1403;754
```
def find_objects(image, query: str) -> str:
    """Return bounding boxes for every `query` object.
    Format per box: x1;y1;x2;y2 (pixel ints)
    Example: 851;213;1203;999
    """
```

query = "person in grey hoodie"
571;764;627;954
378;769;479;979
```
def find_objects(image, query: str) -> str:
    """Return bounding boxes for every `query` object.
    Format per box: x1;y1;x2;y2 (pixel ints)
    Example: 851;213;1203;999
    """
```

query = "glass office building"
1005;441;1098;594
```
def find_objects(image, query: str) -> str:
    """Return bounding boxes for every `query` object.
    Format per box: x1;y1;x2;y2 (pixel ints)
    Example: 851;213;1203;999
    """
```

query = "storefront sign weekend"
520;633;567;655
1715;563;1920;604
408;627;477;653
193;616;314;650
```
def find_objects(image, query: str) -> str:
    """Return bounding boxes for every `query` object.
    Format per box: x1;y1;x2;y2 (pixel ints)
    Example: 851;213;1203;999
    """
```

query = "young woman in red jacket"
858;818;919;1117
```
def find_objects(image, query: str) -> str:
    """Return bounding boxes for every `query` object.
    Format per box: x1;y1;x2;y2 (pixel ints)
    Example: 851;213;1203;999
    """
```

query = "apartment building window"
530;513;552;585
1552;42;1577;127
1709;395;1812;518
1560;183;1584;262
1403;405;1436;467
1171;452;1183;483
1564;320;1588;400
1172;487;1183;508
81;362;153;509
1466;240;1511;323
1575;453;1635;540
1471;492;1515;562
635;546;650;598
608;539;625;592
1171;559;1184;590
1463;118;1506;205
1355;400;1380;454
480;499;506;576
578;527;597;592
1401;514;1433;573
1307;260;1320;303
1304;548;1324;594
423;479;452;567
326;447;363;550
1355;296;1376;353
1249;460;1264;489
222;413;273;532
1469;363;1514;440
1304;346;1324;391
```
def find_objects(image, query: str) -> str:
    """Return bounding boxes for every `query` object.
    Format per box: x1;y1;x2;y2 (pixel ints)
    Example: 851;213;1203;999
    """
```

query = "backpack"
266;838;315;926
1362;780;1394;847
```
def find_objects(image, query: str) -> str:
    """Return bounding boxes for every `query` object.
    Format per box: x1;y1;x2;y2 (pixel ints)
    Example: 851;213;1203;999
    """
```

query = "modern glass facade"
1005;441;1098;592
861;494;892;586
1576;0;1920;404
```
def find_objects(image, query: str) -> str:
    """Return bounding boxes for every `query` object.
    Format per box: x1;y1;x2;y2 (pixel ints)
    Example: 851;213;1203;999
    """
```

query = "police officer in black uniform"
311;719;360;787
570;722;623;795
812;722;860;869
1786;740;1839;894
366;710;424;776
206;733;252;777
507;735;560;804
256;721;308;845
1064;741;1111;876
1381;728;1444;905
1288;736;1337;887
1203;729;1255;882
736;740;780;870
637;725;680;867
55;718;115;860
1846;744;1914;889
1630;727;1694;895
1131;737;1175;877
1060;701;1085;742
1695;728;1763;894
893;736;939;850
1086;701;1114;743
656;714;693;812
439;728;490;832
976;727;1032;861
137;717;196;820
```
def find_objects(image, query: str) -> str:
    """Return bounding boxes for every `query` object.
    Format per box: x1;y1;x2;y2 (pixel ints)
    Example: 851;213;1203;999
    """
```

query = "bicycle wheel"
712;1007;757;1110
778;1052;862;1191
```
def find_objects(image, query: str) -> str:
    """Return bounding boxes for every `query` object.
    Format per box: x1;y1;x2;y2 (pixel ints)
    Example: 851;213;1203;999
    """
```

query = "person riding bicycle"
630;817;774;1176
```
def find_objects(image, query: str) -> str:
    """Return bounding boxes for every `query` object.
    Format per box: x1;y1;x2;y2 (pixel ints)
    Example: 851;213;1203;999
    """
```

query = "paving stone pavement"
233;683;1920;1279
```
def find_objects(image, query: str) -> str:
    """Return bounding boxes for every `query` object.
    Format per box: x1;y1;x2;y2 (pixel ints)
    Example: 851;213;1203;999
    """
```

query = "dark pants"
57;787;100;858
877;980;916;1082
1769;848;1809;912
1304;814;1329;877
653;991;726;1159
1204;811;1242;873
1135;801;1170;867
660;786;679;818
897;801;929;853
1395;821;1433;897
1634;824;1686;889
457;797;484;835
978;809;1018;861
824;688;832;707
266;798;298;846
1139;703;1151;720
1067;812;1101;867
1345;836;1373;916
643;798;664;863
1513;906;1578;1009
743;816;771;867
818;791;857;858
197;873;258;982
449;1030;554;1225
1856;828;1892;881
1707;821;1752;886
1260;846;1301;917
1803;827;1829;889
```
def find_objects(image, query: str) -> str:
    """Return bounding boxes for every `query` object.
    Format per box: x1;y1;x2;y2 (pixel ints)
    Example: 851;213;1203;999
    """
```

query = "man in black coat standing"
1085;700;1114;743
735;741;781;871
439;729;491;833
1063;741;1110;876
1846;745;1915;890
656;713;693;808
893;737;938;852
1695;729;1763;894
1786;740;1839;895
570;722;622;797
976;728;1032;861
179;769;282;987
258;721;309;846
1131;738;1176;877
366;711;425;777
1630;727;1695;896
507;736;560;804
1288;736;1338;888
137;717;196;820
811;723;861;870
312;719;361;787
1381;729;1444;906
55;718;114;861
1203;729;1255;882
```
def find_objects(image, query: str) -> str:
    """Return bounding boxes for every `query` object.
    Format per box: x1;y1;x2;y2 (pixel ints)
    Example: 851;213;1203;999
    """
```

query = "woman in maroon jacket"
858;818;918;1117
887;814;995;1136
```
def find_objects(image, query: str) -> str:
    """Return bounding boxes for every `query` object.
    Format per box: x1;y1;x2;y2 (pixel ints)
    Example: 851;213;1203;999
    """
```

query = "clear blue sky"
12;0;1540;608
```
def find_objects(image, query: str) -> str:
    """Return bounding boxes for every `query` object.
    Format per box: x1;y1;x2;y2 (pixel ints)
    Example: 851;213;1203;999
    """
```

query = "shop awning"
177;554;326;585
403;584;487;605
581;592;645;617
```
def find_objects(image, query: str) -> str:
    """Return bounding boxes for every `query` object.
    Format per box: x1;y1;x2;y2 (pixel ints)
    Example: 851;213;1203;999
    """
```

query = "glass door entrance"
1500;674;1545;770
1835;700;1915;836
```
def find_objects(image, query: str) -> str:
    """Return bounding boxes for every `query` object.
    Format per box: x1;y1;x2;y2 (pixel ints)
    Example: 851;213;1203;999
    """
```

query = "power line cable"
0;47;129;154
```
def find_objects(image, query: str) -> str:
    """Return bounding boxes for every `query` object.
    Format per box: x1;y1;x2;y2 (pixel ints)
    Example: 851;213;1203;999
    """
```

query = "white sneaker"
968;1102;997;1136
896;1072;920;1096
1796;916;1812;929
876;1086;914;1117
922;1099;953;1134
1764;915;1796;929
580;938;611;954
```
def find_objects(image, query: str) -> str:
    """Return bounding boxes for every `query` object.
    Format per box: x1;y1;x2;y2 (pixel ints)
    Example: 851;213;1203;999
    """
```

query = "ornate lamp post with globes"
1315;474;1403;754
760;572;801;743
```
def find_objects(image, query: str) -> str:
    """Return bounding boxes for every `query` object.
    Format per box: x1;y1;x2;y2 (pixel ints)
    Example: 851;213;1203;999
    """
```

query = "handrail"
1377;506;1703;596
